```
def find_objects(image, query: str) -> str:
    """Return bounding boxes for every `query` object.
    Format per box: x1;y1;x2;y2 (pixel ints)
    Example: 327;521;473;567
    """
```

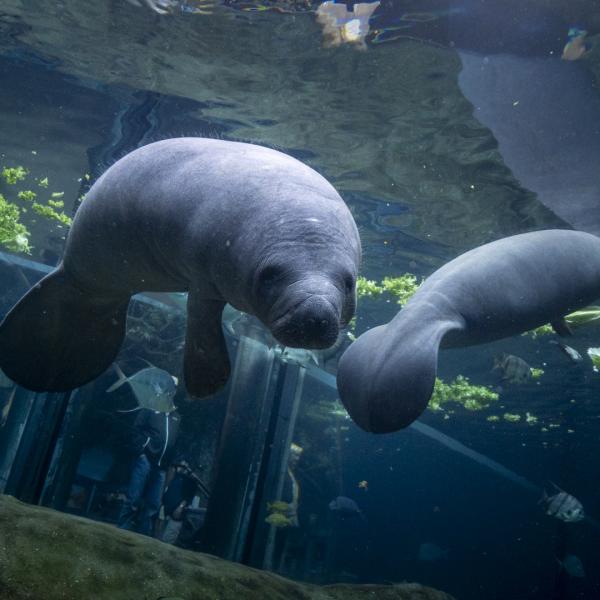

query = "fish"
417;542;448;562
222;309;276;347
562;28;589;61
274;346;320;368
557;554;585;578
551;341;583;363
587;347;600;372
328;496;364;519
492;353;532;384
540;483;584;523
358;480;368;491
107;362;178;414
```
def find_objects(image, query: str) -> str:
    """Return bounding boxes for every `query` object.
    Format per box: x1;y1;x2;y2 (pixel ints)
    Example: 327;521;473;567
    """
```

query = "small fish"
562;27;589;61
108;362;177;413
417;542;448;562
540;483;584;523
587;347;600;372
328;496;364;519
222;310;276;347
492;353;532;384
557;554;585;578
358;480;368;491
274;346;320;367
551;340;583;362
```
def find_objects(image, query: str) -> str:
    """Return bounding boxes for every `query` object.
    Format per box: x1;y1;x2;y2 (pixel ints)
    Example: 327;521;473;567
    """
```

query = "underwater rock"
0;495;455;600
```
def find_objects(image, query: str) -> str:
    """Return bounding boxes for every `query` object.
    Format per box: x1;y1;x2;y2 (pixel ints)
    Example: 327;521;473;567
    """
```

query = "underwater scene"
1;1;600;599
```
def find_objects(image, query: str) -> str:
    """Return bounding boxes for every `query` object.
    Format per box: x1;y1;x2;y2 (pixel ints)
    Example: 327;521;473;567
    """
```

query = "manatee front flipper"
0;267;130;392
551;317;573;337
184;294;230;398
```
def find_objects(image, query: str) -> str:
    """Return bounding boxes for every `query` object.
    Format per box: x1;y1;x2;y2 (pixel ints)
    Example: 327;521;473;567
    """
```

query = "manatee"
0;138;360;396
337;229;600;433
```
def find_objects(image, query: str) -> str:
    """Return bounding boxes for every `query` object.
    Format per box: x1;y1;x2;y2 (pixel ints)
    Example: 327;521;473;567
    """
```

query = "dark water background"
1;1;600;599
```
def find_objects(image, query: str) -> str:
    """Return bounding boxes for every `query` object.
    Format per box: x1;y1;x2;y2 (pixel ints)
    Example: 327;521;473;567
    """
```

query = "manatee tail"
337;313;463;433
0;266;130;392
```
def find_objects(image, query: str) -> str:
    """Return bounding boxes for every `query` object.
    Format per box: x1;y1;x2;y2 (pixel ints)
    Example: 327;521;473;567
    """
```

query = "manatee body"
0;138;360;396
337;229;600;433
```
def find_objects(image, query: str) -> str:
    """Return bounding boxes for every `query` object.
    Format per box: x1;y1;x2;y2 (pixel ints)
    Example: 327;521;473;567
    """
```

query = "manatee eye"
343;274;355;294
257;264;284;289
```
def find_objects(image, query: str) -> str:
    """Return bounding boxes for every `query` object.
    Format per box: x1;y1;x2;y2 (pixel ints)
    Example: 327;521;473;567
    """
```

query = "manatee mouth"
270;296;340;349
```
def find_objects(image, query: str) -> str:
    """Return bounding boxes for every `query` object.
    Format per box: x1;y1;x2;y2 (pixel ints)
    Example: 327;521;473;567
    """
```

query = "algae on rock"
0;495;455;600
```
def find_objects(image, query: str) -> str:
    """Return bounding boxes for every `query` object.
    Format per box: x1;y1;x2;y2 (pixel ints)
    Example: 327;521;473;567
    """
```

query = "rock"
0;495;454;600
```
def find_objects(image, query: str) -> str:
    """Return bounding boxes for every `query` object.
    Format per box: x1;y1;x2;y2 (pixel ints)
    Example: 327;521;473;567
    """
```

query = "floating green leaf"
31;202;72;226
503;413;521;423
381;274;422;305
2;166;27;185
17;190;36;202
356;276;384;298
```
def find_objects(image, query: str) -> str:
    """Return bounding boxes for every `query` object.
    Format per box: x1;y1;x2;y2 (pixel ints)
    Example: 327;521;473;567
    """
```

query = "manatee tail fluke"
337;315;462;433
0;267;130;393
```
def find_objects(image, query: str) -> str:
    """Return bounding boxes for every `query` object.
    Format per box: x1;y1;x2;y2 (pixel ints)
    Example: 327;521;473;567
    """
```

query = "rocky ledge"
0;495;455;600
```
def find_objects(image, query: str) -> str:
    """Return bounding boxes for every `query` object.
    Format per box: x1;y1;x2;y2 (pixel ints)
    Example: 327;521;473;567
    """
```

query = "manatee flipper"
0;267;130;392
551;317;573;337
184;293;230;398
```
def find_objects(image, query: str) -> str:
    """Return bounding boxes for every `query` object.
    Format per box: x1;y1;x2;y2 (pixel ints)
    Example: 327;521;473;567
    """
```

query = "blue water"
1;1;600;598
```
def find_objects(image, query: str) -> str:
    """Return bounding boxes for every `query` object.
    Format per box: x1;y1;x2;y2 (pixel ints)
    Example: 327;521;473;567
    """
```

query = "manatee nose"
271;294;340;349
304;316;332;338
289;296;339;349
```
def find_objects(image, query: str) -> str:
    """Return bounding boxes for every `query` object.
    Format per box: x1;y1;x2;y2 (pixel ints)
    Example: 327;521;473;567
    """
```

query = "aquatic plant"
381;274;422;305
0;193;30;253
1;166;27;185
356;274;422;306
525;412;538;424
0;159;78;253
31;202;72;226
523;323;554;338
503;413;521;423
356;276;384;298
17;190;36;202
428;375;498;412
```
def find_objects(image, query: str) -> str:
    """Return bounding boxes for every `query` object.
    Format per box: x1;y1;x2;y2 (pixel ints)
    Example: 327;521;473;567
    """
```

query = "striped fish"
540;483;584;523
493;353;532;384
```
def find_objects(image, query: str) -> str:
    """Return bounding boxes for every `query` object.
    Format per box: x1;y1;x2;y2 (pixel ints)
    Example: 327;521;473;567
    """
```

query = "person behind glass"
117;405;180;536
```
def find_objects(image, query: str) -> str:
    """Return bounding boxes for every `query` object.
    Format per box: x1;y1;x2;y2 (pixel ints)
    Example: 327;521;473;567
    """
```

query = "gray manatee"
337;229;600;433
0;138;361;396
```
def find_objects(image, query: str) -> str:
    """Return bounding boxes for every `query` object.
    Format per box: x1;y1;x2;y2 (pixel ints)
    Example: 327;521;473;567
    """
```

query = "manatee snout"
272;295;340;349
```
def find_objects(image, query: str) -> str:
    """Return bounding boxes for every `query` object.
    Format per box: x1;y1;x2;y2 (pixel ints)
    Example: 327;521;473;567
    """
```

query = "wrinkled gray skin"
0;138;360;396
337;230;600;434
